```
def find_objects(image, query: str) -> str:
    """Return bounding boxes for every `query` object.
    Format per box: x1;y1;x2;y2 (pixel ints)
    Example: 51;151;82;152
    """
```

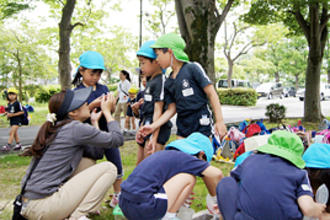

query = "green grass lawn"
0;137;234;219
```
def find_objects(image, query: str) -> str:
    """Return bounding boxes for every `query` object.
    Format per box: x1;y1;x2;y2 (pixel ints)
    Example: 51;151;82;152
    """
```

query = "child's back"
232;153;312;219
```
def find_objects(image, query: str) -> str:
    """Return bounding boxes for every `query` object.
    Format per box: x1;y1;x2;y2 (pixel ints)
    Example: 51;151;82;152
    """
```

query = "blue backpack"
21;106;29;125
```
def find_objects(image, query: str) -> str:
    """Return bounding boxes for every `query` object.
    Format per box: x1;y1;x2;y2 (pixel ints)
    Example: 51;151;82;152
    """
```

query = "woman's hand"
90;109;102;128
101;93;116;122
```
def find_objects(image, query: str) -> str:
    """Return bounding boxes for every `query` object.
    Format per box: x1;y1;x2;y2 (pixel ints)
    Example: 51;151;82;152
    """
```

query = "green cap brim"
258;144;305;169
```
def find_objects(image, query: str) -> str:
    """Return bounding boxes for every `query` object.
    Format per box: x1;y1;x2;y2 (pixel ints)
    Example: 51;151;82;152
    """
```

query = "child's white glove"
206;194;218;215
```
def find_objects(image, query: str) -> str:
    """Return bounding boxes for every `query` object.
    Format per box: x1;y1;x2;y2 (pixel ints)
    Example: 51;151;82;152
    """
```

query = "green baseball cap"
258;130;305;169
151;33;189;62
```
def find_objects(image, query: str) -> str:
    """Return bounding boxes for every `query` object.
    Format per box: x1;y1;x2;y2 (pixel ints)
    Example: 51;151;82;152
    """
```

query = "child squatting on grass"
19;88;123;220
119;132;223;220
216;130;327;220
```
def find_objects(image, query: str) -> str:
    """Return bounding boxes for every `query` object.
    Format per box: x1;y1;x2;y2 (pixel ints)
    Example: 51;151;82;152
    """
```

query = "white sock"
162;212;176;219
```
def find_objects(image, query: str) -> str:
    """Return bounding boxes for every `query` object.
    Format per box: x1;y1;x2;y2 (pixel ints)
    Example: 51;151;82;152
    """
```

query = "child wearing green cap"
138;33;227;141
119;132;223;220
216;130;327;220
72;51;124;208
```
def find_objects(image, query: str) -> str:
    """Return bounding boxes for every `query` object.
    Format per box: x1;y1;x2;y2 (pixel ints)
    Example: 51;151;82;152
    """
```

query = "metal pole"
139;0;143;48
139;0;143;87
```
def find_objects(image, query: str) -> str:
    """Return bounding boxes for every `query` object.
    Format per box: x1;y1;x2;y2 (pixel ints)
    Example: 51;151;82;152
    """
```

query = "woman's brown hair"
24;90;73;158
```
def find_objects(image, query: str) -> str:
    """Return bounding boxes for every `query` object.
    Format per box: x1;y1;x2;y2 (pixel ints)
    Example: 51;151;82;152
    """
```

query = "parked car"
256;82;284;99
297;83;330;101
283;87;296;97
217;79;252;88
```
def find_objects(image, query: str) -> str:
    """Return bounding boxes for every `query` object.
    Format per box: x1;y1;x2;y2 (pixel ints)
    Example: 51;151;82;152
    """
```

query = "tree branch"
293;4;310;42
70;22;84;30
319;3;329;34
214;0;235;33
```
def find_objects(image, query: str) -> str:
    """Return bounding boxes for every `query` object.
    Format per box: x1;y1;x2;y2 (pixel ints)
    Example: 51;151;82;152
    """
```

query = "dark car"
283;87;296;97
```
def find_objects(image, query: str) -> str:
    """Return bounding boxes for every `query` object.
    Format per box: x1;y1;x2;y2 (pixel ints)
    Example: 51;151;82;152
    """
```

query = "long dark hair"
24;91;73;158
72;67;103;87
121;70;131;82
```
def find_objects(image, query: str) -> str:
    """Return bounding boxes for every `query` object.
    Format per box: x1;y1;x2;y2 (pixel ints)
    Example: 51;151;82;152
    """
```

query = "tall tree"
175;0;236;84
244;0;329;122
57;0;83;89
144;0;177;39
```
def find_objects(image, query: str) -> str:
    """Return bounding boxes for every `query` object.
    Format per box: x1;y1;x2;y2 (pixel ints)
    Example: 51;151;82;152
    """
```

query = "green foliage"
107;84;118;92
265;103;286;123
217;88;258;106
35;85;61;103
0;1;30;19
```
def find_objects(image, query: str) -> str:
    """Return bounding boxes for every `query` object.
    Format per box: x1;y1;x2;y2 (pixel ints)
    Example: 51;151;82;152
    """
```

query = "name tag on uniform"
182;88;194;97
144;94;152;102
199;115;210;126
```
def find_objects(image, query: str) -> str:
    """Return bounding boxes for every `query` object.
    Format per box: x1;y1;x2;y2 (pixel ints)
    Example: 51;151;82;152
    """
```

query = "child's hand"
135;131;145;144
215;121;227;140
146;138;156;155
91;109;102;125
314;203;326;218
139;124;155;137
6;113;13;118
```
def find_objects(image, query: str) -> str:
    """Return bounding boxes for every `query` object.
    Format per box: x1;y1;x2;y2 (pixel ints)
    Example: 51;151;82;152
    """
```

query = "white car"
297;83;330;101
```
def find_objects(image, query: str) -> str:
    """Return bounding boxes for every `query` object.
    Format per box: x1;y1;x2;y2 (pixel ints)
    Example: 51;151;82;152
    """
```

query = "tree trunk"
301;2;328;122
58;0;77;90
327;67;330;84
16;50;23;103
295;74;299;91
175;0;234;85
274;71;280;83
227;59;233;88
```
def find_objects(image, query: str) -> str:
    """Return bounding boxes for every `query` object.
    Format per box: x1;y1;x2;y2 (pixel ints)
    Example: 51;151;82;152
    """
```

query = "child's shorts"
104;147;123;179
119;187;168;220
126;106;134;117
138;118;172;147
10;118;22;126
176;105;212;138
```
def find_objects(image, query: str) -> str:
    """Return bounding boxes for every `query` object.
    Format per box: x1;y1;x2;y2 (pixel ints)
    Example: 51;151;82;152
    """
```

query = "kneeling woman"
19;87;123;220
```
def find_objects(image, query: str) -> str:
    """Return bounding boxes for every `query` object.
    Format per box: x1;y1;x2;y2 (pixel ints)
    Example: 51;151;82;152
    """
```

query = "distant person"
115;70;131;130
1;88;24;152
125;86;139;132
72;51;124;208
216;130;326;220
19;88;123;220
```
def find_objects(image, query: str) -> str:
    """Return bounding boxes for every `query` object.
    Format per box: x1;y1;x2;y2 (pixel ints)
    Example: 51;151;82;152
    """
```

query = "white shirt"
118;79;131;103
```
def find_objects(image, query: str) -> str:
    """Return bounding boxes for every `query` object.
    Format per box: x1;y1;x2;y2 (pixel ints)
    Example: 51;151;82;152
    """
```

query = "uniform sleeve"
153;75;166;102
296;170;314;198
178;153;210;177
72;121;124;148
191;62;212;88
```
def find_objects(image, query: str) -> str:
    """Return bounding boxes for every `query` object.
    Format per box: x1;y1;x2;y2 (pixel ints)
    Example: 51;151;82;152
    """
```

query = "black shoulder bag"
13;149;47;220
